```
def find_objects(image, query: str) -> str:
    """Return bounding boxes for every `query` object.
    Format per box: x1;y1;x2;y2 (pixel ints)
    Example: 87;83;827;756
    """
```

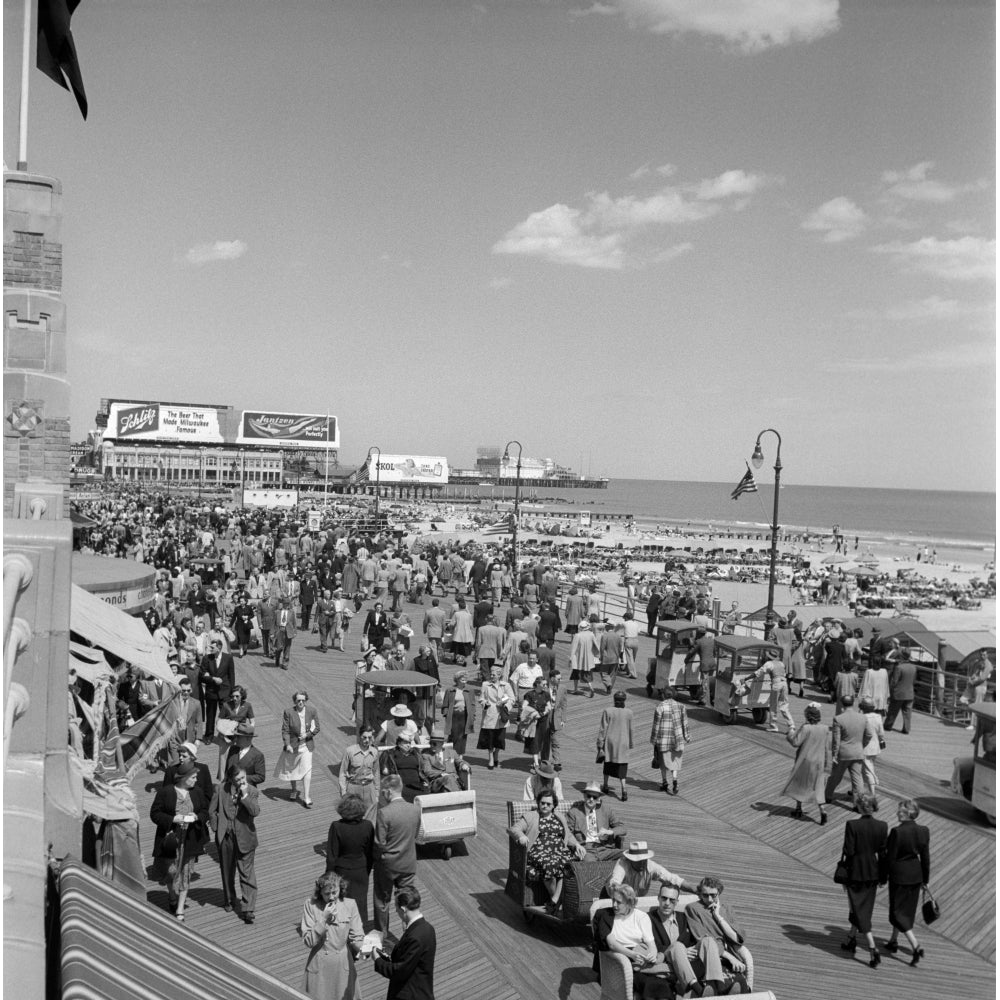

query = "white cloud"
614;0;839;52
801;197;868;243
184;239;247;265
493;169;770;269
883;296;963;322
569;2;618;17
827;340;994;373
881;161;986;204
489;276;513;290
871;236;996;282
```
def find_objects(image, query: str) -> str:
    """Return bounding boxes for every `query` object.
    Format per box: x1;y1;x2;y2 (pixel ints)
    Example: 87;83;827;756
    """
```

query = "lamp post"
367;446;381;531
502;440;523;573
198;446;207;500
751;428;783;637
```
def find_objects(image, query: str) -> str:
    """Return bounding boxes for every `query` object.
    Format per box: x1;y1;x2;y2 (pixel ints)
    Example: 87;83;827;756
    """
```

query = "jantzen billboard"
372;455;449;484
108;402;223;443
237;411;339;449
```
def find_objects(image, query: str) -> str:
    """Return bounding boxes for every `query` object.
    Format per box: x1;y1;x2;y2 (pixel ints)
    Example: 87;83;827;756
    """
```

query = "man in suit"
225;722;266;787
646;883;735;998
825;695;873;806
257;594;278;658
419;728;471;793
422;599;448;658
544;670;570;771
273;597;297;669
474;615;506;678
166;677;204;765
209;763;260;923
683;876;748;993
373;775;421;937
885;649;917;735
566;781;626;861
372;886;436;1000
200;637;235;741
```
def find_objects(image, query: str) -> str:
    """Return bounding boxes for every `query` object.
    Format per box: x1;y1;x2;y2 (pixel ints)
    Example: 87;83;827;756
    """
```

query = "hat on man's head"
381;638;393;650
429;727;446;744
180;742;199;759
583;780;604;796
578;620;591;632
235;721;254;737
390;704;412;719
623;840;654;862
173;759;196;783
535;761;557;779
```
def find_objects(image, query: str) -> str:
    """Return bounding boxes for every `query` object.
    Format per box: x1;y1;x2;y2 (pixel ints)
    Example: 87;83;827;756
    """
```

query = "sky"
3;0;995;492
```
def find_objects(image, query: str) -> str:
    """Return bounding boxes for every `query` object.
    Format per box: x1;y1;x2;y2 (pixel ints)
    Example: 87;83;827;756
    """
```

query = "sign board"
241;489;299;509
237;411;339;449
307;510;322;531
107;402;223;443
372;455;449;485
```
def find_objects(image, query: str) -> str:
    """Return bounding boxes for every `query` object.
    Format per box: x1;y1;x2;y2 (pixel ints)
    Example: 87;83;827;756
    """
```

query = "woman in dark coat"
326;793;375;925
362;602;390;652
149;760;209;920
839;790;888;968
884;798;930;965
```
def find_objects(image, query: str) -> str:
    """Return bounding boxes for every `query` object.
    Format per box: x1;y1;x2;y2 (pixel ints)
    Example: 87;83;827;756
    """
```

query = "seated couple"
594;877;749;998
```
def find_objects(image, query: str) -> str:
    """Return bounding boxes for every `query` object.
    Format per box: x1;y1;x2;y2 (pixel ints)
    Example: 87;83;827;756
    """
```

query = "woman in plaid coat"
650;686;690;796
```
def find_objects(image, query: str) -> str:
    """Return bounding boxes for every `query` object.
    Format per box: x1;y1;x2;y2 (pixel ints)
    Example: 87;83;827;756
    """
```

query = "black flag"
37;0;88;119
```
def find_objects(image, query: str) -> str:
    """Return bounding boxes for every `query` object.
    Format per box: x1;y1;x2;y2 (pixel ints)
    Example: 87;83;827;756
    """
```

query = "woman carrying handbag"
883;798;931;965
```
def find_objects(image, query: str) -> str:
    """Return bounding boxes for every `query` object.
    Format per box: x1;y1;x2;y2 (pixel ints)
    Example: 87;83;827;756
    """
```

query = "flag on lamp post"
37;0;88;119
730;463;758;501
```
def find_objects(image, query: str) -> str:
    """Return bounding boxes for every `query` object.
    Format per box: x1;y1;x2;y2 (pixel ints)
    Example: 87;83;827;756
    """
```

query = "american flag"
730;464;758;501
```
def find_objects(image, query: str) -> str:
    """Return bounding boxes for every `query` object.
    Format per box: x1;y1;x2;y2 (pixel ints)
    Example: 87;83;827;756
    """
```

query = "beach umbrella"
821;553;850;565
852;567;880;577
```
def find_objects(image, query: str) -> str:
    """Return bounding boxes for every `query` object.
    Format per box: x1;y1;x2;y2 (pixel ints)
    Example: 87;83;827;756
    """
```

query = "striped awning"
59;859;309;1000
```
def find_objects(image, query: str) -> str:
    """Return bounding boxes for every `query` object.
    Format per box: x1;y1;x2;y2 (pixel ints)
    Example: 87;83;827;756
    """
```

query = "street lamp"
502;440;523;574
198;446;207;500
751;428;783;637
367;445;382;531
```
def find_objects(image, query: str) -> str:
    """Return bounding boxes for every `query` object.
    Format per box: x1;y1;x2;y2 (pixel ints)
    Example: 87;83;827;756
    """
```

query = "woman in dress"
448;598;475;664
275;690;320;808
568;620;600;697
215;684;254;778
508;789;585;914
782;702;830;824
326;794;375;926
773;613;807;698
883;799;930;965
362;601;390;653
477;663;515;770
441;670;476;756
300;872;364;1000
519;676;552;772
597;691;635;801
650;687;690;795
858;657;890;717
149;760;209;921
838;791;888;968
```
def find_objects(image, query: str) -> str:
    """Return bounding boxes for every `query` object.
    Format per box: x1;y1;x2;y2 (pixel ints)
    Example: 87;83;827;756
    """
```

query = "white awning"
70;585;177;688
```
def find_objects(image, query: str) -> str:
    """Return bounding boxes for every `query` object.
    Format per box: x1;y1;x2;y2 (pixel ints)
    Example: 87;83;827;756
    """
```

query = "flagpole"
17;0;32;170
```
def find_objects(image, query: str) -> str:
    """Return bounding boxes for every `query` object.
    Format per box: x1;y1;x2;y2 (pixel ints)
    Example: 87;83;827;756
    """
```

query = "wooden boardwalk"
133;608;996;999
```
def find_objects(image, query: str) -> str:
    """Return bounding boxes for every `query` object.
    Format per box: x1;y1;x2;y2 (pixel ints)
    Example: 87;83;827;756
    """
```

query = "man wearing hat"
608;842;697;898
566;782;626;861
522;760;564;803
225;722;266;788
208;763;260;922
200;637;235;742
376;704;419;747
419;729;471;793
382;731;428;803
315;588;336;652
339;725;381;823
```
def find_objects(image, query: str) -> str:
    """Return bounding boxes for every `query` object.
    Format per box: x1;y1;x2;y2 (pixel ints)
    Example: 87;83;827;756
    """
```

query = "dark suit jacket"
149;784;208;859
648;907;697;951
885;820;930;886
565;802;626;847
843;814;888;884
282;704;320;752
374;916;436;1000
225;745;266;786
200;652;236;702
209;781;260;854
889;661;917;701
375;796;421;876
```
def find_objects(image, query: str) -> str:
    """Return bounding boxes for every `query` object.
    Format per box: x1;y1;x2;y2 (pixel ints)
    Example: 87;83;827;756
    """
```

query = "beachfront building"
93;398;343;493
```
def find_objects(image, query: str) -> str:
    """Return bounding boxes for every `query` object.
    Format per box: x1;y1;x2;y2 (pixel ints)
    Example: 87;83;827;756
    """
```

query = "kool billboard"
108;402;223;443
372;455;449;484
237;411;339;449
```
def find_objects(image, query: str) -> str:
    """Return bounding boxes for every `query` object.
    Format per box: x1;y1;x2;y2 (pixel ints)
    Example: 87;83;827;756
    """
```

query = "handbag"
498;704;510;727
651;747;662;769
833;857;849;885
921;886;940;924
596;751;606;764
878;735;886;750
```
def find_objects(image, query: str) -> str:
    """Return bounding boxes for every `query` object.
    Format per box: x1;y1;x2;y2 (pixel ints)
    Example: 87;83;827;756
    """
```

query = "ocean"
470;480;996;549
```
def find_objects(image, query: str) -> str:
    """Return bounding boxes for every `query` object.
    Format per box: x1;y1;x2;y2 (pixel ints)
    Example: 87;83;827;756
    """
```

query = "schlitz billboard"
108;402;223;443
